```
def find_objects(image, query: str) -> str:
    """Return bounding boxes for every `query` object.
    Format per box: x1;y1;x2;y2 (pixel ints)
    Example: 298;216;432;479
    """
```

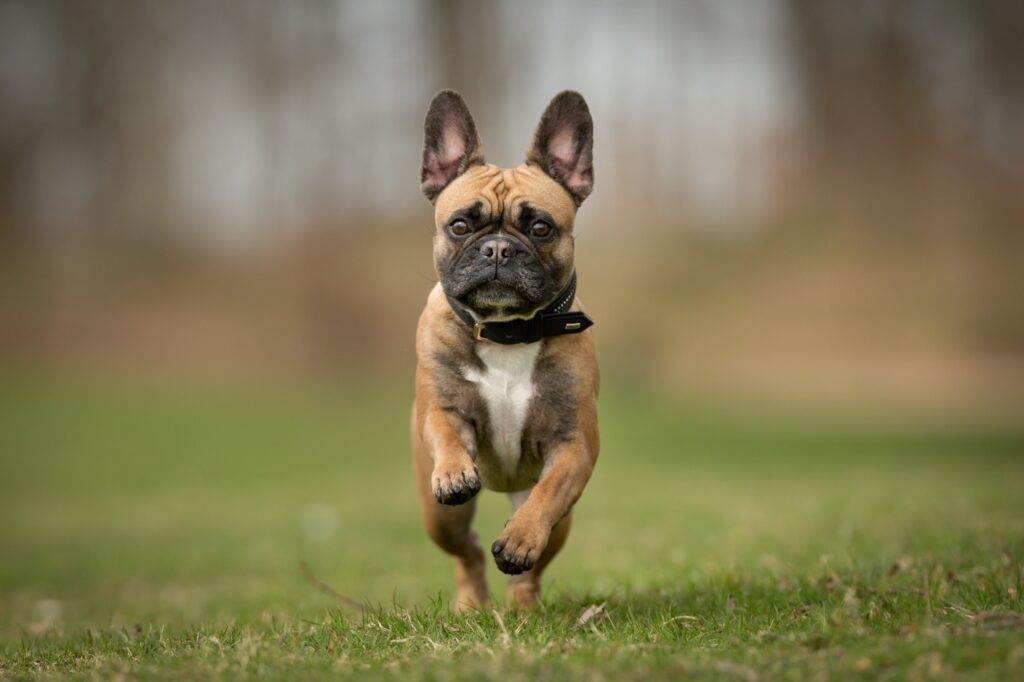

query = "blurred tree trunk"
787;0;937;227
430;0;504;138
787;0;1024;350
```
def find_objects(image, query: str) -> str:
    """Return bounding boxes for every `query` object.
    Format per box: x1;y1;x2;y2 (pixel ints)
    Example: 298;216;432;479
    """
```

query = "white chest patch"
462;342;541;473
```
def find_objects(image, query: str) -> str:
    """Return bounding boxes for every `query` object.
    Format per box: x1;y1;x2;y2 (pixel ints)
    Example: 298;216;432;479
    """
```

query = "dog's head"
421;90;593;320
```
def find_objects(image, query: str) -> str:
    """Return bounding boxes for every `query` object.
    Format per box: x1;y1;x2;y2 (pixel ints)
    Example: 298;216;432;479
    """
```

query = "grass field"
1;372;1022;679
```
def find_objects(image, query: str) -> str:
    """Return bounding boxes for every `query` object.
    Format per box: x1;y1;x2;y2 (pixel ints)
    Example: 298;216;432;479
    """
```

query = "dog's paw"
431;461;481;506
491;521;550;575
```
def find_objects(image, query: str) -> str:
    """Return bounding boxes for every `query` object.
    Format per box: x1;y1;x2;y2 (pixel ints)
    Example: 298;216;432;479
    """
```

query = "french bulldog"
411;90;599;610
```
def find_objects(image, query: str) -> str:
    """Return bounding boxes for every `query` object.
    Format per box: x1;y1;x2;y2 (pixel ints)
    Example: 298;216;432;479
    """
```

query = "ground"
1;372;1022;679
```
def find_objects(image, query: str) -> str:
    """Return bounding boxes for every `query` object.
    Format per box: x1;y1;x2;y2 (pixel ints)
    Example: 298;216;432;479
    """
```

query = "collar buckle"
472;322;487;341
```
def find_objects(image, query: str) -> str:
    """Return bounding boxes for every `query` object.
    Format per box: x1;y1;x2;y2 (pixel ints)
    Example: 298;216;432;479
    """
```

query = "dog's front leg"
491;438;595;575
422;403;481;506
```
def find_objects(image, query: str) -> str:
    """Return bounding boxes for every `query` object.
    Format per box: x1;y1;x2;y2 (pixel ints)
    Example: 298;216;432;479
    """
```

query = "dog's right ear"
420;90;484;202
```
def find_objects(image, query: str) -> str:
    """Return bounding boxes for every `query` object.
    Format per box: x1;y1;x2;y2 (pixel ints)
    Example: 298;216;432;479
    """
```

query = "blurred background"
0;0;1019;409
1;0;1023;640
1;0;1022;409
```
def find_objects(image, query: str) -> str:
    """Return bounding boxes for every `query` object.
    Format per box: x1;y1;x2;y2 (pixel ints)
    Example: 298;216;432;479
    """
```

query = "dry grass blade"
492;610;511;647
575;602;607;628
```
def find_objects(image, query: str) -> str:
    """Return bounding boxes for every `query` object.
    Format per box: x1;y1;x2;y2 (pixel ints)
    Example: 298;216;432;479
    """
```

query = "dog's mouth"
447;268;554;319
467;278;524;307
456;277;529;318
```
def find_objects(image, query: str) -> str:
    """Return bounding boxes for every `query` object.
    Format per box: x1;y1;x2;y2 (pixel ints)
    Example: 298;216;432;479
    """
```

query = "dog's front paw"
431;460;481;506
491;521;550;575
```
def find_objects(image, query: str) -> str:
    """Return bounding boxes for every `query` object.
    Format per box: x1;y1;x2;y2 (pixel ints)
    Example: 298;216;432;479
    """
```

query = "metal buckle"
473;322;487;341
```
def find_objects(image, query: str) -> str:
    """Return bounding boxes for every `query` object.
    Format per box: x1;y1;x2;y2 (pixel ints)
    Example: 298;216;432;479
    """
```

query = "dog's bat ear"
421;90;484;202
527;91;594;205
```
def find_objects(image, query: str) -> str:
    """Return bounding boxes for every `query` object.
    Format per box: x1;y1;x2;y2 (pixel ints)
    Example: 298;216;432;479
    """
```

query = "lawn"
1;372;1022;679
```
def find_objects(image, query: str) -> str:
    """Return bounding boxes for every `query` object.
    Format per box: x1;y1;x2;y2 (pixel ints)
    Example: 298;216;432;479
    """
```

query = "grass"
1;372;1022;679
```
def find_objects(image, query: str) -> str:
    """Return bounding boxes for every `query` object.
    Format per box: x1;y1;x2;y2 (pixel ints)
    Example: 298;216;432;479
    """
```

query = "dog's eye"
529;221;553;239
448;219;471;237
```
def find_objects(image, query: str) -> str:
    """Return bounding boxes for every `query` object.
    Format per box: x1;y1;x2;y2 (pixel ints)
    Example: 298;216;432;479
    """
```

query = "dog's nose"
480;238;516;265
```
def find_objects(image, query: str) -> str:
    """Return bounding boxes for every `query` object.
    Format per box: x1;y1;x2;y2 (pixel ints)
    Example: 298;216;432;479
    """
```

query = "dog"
411;90;599;610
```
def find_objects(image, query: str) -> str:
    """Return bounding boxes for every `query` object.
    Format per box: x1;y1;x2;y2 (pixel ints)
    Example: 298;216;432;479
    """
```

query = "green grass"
1;372;1022;679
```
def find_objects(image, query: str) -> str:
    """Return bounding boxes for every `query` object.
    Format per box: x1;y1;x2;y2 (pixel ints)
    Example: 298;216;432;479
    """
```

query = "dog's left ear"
527;91;594;205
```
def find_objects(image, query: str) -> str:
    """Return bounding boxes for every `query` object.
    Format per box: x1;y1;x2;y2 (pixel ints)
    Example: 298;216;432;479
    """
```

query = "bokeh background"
2;0;1022;407
1;0;1023;646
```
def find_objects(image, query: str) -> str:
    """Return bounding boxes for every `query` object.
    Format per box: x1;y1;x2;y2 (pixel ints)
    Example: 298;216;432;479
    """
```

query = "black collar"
446;271;594;345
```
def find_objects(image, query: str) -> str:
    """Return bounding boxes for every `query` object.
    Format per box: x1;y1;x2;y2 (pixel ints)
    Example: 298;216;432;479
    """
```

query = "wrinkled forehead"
435;164;577;228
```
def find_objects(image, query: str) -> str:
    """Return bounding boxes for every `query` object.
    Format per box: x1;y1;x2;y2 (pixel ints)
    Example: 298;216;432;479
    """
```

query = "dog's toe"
432;465;481;506
491;537;536;575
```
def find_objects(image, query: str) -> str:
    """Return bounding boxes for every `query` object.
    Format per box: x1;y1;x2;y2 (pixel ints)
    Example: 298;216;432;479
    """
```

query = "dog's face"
421;91;594;319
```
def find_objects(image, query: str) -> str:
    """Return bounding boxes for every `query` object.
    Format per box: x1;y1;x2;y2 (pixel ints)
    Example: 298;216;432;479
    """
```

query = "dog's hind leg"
412;409;489;611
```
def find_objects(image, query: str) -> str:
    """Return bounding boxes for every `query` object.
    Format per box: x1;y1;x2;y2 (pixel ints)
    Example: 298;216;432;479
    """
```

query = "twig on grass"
299;561;366;612
923;571;932;621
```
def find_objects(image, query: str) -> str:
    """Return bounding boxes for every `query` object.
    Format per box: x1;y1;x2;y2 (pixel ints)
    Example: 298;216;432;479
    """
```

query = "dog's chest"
462;342;541;488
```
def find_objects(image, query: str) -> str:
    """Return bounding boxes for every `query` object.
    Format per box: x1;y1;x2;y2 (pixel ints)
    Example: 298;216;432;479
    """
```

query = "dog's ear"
421;90;485;202
527;91;594;205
